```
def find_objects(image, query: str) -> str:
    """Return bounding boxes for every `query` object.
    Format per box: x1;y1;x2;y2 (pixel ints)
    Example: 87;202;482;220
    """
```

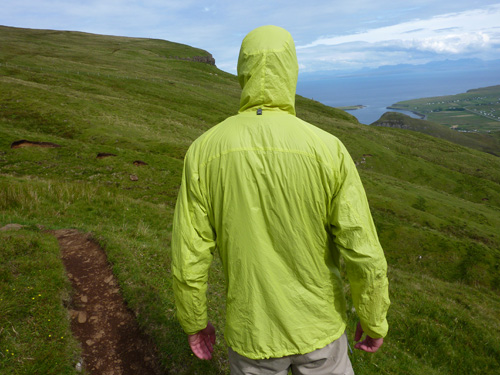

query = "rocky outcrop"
170;54;216;66
372;112;428;131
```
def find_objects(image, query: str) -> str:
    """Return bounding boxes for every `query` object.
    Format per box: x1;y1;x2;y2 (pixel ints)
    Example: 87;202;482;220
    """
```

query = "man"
172;25;390;374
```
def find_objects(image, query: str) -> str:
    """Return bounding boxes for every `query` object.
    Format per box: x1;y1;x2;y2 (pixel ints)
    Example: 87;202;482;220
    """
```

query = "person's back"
172;25;390;372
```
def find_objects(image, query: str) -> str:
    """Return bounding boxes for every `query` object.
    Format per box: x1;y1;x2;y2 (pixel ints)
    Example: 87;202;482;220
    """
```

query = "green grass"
358;268;500;374
1;25;500;374
0;229;81;374
371;111;500;156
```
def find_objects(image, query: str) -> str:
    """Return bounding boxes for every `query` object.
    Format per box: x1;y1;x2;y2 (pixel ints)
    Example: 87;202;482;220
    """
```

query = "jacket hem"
226;324;346;360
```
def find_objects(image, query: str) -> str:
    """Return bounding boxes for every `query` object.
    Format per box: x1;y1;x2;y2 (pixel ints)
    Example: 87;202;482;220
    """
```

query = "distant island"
337;105;366;111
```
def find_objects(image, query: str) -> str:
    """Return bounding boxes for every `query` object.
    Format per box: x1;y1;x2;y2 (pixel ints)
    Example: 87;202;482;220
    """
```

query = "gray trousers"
228;334;355;375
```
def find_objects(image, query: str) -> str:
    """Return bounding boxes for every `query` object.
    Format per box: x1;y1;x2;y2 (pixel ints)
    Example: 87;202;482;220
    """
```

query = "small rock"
129;174;139;181
0;223;24;231
78;311;87;324
86;339;94;346
81;295;88;303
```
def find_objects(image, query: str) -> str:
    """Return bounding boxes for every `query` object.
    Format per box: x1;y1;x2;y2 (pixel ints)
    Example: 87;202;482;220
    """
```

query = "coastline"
387;106;427;120
338;105;366;111
337;103;427;121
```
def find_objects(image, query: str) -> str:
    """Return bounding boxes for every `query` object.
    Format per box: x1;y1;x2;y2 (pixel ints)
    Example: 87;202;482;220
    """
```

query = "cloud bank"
296;4;500;71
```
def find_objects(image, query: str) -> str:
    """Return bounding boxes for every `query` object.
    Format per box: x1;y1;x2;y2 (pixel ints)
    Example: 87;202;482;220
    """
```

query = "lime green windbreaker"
172;25;390;360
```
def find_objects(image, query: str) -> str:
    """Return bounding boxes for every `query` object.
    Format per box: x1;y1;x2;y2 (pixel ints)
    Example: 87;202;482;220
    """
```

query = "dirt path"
53;229;163;375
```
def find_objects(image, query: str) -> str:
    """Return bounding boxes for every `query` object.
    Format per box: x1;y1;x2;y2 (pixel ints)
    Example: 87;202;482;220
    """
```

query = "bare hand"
188;322;216;360
354;322;383;353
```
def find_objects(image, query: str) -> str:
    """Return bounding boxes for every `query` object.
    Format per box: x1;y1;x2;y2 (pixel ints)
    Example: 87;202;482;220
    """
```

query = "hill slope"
1;26;500;374
371;111;500;156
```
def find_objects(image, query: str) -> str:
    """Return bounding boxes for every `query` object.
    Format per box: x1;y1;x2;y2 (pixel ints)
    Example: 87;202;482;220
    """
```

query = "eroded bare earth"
54;229;163;375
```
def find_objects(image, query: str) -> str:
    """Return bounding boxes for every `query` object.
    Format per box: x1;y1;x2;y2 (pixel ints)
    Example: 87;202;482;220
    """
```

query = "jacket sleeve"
328;146;390;339
171;151;216;335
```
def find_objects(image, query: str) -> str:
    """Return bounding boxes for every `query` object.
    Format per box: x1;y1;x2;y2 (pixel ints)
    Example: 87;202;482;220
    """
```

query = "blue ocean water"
296;69;500;124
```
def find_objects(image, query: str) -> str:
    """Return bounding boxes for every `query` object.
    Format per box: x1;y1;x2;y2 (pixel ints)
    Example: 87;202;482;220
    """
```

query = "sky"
2;1;500;75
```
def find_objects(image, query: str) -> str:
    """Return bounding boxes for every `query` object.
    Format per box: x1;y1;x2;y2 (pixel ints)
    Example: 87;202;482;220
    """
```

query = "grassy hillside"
390;85;500;133
1;25;500;374
371;112;500;156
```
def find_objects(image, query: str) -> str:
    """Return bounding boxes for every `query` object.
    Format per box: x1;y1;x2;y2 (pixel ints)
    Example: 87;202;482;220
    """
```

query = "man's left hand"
188;321;216;360
354;322;384;353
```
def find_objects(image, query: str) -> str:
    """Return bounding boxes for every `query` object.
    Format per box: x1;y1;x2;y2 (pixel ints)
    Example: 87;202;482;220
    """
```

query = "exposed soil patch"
53;229;163;375
11;140;62;148
96;153;117;159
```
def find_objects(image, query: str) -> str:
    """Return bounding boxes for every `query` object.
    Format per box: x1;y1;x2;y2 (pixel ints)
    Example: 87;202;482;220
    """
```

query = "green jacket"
172;25;390;360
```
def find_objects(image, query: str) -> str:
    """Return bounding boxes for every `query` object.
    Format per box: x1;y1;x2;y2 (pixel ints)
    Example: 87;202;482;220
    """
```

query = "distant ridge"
299;58;500;80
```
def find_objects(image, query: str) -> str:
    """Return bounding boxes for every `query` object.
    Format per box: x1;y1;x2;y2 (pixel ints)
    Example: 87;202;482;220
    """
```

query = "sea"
296;68;500;125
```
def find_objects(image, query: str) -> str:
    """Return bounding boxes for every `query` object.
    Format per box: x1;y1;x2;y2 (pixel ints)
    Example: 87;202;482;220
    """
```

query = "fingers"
354;336;384;353
354;340;372;352
354;322;384;353
189;336;213;360
188;322;217;360
202;322;216;353
204;333;214;354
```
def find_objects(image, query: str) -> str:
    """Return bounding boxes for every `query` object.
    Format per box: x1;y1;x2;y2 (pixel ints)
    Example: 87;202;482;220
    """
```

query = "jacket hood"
237;25;298;115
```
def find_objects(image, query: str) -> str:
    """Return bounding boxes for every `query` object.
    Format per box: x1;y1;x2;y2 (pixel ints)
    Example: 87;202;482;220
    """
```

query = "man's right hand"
354;322;384;353
188;322;216;360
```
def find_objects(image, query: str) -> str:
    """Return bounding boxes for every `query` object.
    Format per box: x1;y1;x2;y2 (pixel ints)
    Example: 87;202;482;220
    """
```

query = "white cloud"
298;5;500;49
294;4;500;72
406;32;491;54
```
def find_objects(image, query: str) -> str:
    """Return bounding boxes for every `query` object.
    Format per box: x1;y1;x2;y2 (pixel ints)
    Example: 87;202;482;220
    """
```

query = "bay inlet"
296;67;500;125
